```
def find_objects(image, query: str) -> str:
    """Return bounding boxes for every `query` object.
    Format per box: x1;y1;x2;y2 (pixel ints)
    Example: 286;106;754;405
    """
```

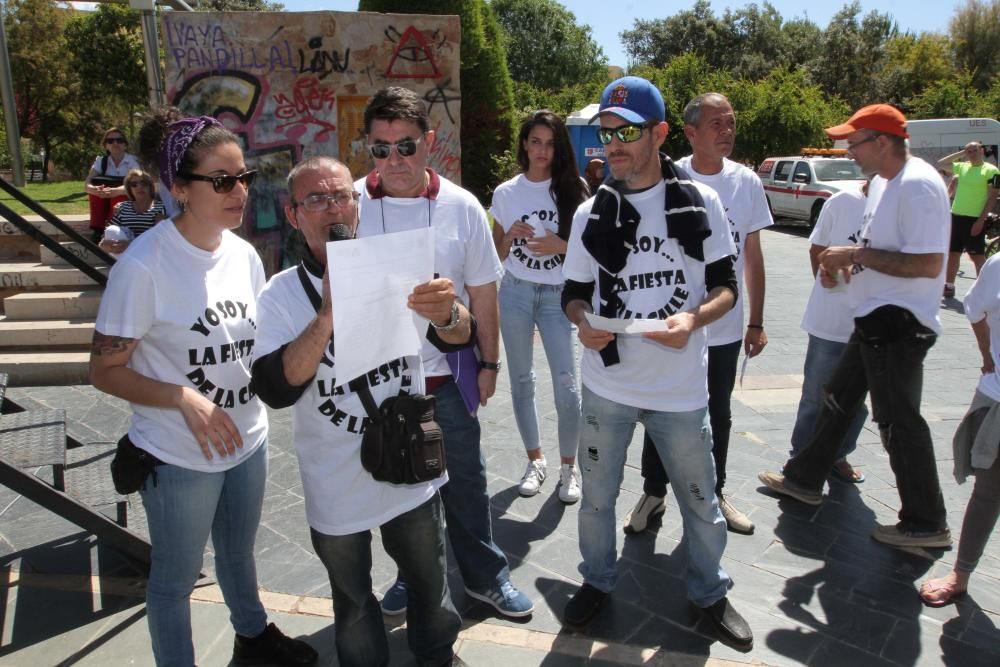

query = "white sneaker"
558;464;581;504
518;458;547;497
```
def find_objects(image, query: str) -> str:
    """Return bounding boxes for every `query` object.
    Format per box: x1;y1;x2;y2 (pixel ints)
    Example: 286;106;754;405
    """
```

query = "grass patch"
0;181;89;216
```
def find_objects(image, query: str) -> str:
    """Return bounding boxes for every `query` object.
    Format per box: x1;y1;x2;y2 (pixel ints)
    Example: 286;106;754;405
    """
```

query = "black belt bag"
354;379;446;485
110;434;164;494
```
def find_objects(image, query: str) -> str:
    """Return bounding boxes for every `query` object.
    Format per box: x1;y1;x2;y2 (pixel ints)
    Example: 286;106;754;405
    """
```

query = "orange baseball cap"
825;104;908;139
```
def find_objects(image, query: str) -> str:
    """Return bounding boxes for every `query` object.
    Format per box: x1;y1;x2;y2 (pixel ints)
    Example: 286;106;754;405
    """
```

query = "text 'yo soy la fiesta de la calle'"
185;300;257;409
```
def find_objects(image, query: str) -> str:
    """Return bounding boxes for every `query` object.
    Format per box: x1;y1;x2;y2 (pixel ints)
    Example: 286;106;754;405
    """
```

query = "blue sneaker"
465;580;534;618
381;579;407;616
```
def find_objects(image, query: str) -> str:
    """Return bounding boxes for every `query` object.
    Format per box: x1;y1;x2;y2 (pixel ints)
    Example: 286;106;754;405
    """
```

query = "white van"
906;118;1000;171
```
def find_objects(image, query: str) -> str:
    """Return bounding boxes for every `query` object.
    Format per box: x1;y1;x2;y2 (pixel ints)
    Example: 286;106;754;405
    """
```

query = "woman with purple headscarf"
89;109;318;667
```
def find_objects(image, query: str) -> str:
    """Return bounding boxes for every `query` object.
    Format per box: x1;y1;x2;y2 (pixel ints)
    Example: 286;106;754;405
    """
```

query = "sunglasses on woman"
179;170;257;194
596;123;654;145
367;137;422;160
105;137;127;144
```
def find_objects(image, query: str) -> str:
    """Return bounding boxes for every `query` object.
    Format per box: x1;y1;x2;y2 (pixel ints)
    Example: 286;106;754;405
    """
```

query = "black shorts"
950;213;986;255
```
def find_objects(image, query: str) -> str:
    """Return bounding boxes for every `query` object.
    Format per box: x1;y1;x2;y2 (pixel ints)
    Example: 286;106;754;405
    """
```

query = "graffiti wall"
162;11;462;274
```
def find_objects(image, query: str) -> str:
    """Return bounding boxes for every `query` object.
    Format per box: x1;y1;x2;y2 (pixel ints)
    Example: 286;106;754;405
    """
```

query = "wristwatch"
430;300;461;333
479;360;502;372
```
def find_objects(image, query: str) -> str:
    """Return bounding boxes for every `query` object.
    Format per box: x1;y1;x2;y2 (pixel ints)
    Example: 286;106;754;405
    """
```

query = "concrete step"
40;241;105;267
0;261;106;290
0;214;90;238
0;317;95;347
0;351;90;386
4;289;102;319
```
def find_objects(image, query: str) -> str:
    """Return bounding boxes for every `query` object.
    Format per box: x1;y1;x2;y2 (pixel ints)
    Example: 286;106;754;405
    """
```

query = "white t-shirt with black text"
489;174;566;285
963;254;1000;401
563;181;736;411
850;157;950;333
801;187;867;343
95;220;268;471
255;266;444;536
676;156;773;346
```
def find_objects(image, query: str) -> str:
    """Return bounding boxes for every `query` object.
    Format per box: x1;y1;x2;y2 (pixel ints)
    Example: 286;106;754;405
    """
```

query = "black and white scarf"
581;154;711;367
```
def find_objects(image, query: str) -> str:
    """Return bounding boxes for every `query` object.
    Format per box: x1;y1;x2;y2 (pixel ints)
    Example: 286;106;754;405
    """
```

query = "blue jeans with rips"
790;334;869;459
140;444;269;667
577;386;731;606
499;273;581;460
310;495;460;667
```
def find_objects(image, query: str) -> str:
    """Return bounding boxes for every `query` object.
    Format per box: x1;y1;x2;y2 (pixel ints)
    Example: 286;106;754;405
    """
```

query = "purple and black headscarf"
158;116;225;191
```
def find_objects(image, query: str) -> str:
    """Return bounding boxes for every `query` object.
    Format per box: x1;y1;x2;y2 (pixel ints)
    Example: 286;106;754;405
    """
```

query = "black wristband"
747;324;763;329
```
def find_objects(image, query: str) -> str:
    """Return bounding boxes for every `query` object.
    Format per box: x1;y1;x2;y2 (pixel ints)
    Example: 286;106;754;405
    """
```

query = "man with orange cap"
758;104;952;549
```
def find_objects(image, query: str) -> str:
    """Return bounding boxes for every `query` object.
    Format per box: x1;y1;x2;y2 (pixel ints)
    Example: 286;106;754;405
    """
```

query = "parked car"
757;149;865;227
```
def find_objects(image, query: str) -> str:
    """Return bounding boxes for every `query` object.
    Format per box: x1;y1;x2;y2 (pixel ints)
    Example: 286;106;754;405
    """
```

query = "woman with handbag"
84;127;140;242
490;110;588;503
89;110;317;667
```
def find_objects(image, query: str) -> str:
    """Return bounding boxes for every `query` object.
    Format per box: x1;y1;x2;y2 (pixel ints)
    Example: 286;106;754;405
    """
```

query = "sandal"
829;460;865;484
918;577;967;607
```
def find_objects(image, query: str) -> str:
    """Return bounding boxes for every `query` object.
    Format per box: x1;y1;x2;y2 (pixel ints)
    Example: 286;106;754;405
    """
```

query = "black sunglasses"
179;170;257;194
105;137;127;144
368;138;422;160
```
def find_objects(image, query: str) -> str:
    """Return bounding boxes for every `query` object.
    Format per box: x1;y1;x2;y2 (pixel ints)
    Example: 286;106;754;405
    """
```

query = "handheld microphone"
328;224;353;242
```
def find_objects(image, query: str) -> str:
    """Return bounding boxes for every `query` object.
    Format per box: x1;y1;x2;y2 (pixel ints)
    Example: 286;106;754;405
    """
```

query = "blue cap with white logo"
591;76;666;124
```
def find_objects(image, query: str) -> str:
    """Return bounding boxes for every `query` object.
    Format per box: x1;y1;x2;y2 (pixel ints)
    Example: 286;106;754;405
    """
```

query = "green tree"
491;0;606;90
621;1;726;69
359;0;516;203
197;0;285;10
908;71;990;118
878;33;956;106
718;2;789;80
64;5;147;113
810;2;897;109
949;0;1000;91
5;0;99;180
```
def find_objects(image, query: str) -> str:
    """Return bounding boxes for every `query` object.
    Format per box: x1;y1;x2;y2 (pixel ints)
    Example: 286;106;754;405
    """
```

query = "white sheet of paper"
584;312;666;334
327;227;435;384
739;354;750;388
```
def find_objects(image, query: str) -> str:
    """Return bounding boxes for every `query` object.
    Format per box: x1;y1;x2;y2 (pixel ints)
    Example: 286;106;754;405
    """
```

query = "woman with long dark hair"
490;110;589;503
90;110;317;667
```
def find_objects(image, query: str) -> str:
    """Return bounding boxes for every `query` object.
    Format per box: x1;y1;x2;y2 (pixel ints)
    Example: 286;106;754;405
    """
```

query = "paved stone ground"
1;224;998;666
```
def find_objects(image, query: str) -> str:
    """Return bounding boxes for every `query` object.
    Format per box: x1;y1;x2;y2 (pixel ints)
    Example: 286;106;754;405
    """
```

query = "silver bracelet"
431;300;461;333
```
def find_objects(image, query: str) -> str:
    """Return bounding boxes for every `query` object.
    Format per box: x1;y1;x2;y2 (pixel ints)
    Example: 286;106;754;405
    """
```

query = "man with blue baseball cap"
561;76;753;650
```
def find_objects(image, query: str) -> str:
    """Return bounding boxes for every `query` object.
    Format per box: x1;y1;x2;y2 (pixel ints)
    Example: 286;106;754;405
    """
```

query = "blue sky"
279;0;961;68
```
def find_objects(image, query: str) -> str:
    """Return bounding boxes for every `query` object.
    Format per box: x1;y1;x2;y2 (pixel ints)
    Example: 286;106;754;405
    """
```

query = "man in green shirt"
938;142;1000;298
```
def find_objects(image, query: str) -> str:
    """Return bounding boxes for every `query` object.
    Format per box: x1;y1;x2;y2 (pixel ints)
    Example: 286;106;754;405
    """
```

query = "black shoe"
694;598;753;652
233;622;319;666
564;583;608;629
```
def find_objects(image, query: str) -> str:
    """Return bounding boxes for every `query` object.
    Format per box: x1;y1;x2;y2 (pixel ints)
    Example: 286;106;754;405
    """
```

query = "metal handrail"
0;201;109;286
0;177;116;266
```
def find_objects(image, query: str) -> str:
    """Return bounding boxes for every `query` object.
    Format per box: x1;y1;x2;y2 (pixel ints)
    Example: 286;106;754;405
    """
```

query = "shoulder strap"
100;153;109;176
297;262;382;419
296;262;322;311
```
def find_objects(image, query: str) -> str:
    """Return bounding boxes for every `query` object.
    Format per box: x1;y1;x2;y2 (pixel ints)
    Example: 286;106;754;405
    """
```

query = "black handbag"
110;433;164;494
355;382;447;485
295;263;446;485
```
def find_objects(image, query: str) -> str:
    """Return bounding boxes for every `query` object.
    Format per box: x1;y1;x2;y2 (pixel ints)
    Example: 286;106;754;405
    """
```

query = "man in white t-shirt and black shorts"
623;92;772;537
759;104;952;549
561;76;753;652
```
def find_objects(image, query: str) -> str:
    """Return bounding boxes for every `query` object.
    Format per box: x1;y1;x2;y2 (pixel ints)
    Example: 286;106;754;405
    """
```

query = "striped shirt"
111;199;166;237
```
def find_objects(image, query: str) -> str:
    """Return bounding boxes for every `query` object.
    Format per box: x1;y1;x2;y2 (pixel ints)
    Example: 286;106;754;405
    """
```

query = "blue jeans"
639;340;740;497
310;495;460;667
785;306;947;532
578;387;731;605
140;444;268;667
790;334;868;459
499;273;581;460
430;380;510;590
